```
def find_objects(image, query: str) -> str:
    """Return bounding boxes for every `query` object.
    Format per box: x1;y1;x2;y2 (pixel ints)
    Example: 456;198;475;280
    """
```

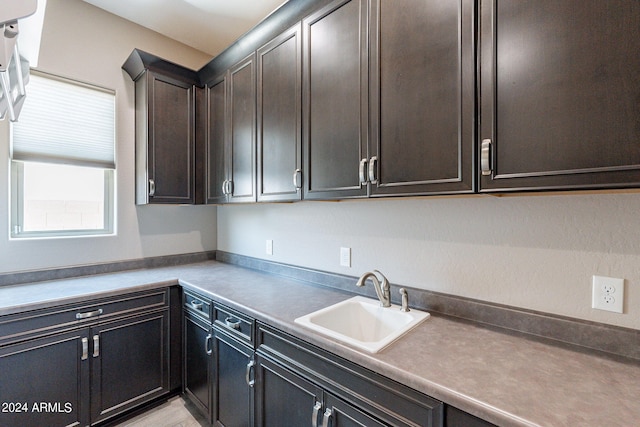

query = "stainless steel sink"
294;296;430;353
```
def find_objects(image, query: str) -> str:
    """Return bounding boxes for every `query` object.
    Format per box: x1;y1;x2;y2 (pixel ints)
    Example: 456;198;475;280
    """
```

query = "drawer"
92;289;168;320
0;289;169;346
213;303;253;346
0;305;82;345
184;290;211;320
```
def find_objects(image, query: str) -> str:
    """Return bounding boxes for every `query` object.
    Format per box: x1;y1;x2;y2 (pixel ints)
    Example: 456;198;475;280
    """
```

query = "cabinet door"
213;330;254;427
479;0;640;192
144;72;196;204
369;0;475;196
257;24;303;202
303;0;369;200
207;76;229;204
90;310;169;424
184;313;213;423
228;55;257;203
254;354;323;427
322;393;387;427
0;329;90;427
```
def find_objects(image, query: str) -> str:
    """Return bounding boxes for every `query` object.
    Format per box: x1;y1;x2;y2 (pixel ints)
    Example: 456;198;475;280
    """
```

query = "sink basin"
294;296;430;353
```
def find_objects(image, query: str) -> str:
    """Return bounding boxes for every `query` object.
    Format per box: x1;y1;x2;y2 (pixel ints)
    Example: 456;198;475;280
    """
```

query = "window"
10;71;115;238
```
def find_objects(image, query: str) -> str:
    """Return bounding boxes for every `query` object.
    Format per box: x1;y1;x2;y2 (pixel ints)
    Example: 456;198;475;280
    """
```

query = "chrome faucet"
356;270;391;307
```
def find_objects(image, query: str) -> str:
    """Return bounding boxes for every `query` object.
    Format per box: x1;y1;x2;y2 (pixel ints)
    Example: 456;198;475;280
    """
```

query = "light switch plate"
340;247;351;267
592;275;624;313
266;240;273;256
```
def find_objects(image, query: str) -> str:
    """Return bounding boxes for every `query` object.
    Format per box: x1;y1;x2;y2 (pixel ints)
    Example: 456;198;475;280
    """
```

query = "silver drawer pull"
190;300;204;310
205;333;213;356
92;335;100;358
312;401;322;427
322;408;332;427
81;337;88;361
149;179;156;197
245;359;256;387
225;317;241;330
76;308;103;320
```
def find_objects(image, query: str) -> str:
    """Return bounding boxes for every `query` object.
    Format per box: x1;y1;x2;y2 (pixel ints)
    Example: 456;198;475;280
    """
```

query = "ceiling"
83;0;286;57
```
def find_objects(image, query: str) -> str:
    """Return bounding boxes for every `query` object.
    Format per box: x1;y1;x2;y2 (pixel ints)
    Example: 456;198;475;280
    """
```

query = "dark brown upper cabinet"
302;0;369;200
206;75;229;204
479;0;640;192
207;55;258;204
228;55;258;203
257;24;303;202
123;49;203;205
368;0;475;197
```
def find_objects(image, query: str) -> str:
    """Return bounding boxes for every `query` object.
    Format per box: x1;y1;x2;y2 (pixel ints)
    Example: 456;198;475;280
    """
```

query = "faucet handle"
399;288;410;312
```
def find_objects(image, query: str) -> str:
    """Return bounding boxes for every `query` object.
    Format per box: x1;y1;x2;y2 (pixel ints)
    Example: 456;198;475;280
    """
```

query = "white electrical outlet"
340;247;351;267
266;240;273;256
592;275;624;313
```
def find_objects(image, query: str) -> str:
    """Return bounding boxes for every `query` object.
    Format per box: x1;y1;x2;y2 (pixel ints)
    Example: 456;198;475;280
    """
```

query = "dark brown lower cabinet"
183;293;256;427
0;288;177;427
256;322;443;427
255;355;322;426
255;355;387;427
322;393;388;427
212;330;254;427
90;311;169;424
184;312;213;423
0;329;90;427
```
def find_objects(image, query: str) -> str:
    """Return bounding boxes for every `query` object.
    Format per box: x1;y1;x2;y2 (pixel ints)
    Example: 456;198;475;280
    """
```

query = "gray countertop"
1;260;639;427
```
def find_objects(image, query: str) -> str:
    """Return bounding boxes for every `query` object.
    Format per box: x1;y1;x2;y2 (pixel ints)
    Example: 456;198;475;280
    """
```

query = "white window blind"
11;72;115;169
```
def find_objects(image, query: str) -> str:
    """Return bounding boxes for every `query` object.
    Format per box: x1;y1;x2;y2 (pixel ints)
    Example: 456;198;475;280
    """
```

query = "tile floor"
113;396;208;427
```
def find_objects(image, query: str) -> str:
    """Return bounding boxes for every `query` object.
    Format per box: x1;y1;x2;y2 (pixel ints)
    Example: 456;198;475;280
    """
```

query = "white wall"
0;0;216;273
218;192;640;330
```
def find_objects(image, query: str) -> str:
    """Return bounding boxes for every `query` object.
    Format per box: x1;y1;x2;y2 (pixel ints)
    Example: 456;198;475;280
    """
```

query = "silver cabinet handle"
245;359;256;387
81;337;88;361
359;158;368;184
223;180;233;195
293;168;302;190
149;179;156;196
481;139;492;176
205;333;213;356
368;156;378;184
321;408;332;427
225;317;241;330
222;180;234;195
76;308;103;320
190;300;203;311
92;335;100;358
312;401;322;427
